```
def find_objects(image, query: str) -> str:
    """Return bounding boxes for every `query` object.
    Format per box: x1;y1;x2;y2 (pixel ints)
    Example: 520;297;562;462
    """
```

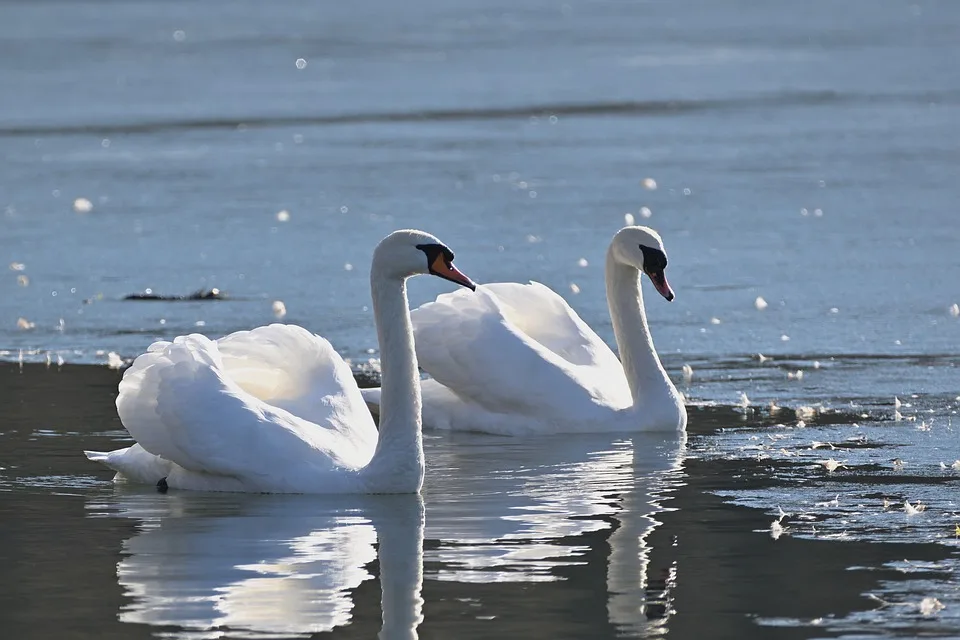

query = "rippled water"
2;366;959;639
2;0;960;637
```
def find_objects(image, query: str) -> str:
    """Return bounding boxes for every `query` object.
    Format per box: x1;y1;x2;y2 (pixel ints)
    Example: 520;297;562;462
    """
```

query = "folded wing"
410;283;632;420
115;327;377;490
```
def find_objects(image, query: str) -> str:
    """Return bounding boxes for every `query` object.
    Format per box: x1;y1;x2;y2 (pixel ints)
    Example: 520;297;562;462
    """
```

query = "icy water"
2;0;960;638
3;365;959;640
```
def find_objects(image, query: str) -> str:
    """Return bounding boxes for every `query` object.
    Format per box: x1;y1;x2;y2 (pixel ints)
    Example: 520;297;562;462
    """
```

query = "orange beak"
646;269;675;301
430;254;477;291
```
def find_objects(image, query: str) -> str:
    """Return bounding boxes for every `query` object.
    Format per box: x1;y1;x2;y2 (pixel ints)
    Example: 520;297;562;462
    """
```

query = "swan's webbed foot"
156;477;169;493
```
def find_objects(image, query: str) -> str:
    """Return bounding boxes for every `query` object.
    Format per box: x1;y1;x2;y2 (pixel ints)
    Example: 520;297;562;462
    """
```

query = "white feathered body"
87;325;384;493
362;282;686;435
86;228;477;494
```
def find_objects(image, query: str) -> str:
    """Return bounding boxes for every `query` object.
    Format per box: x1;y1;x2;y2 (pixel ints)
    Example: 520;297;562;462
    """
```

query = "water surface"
2;365;959;639
2;0;959;637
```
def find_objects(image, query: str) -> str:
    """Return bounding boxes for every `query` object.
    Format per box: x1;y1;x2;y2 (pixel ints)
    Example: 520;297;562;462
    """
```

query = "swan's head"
611;226;674;301
373;229;477;290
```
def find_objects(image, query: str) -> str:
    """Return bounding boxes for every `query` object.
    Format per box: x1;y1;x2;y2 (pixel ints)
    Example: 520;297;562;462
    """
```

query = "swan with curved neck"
362;226;686;434
605;227;680;413
85;229;476;493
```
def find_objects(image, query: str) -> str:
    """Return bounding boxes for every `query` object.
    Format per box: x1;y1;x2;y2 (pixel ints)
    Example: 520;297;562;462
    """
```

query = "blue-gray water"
1;0;959;638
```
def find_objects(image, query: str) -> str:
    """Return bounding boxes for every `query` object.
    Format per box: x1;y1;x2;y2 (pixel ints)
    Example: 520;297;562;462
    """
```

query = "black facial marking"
416;243;455;272
639;244;667;271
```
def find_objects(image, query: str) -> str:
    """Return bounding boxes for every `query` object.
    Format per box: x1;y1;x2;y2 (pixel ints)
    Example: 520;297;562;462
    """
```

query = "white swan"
85;229;476;493
361;226;685;434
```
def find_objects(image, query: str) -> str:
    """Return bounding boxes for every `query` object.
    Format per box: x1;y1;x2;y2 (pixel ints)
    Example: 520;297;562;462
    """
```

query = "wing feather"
411;283;631;422
115;329;376;491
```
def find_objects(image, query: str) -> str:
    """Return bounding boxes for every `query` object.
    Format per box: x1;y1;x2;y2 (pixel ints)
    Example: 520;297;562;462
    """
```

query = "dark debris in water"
123;288;226;301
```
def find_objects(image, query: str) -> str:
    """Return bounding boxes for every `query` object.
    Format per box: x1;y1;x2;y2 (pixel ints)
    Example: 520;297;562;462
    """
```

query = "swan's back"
409;282;632;426
478;282;617;367
216;324;371;438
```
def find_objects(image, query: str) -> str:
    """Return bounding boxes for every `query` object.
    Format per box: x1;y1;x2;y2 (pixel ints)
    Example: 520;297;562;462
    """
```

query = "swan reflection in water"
423;429;686;636
88;431;684;638
87;492;424;639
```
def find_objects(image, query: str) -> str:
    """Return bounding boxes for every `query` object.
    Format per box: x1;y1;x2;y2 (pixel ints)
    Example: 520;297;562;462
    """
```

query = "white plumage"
86;229;476;493
88;326;377;493
362;226;686;435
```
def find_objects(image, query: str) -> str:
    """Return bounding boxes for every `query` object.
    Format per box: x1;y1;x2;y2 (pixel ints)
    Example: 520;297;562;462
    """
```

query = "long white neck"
376;496;425;640
604;246;673;407
365;270;424;492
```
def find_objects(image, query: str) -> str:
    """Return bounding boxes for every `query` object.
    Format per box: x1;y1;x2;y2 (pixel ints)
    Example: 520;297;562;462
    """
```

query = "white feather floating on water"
919;597;945;616
868;594;944;617
821;459;842;472
816;494;840;507
770;519;785;540
904;500;925;515
754;296;768;310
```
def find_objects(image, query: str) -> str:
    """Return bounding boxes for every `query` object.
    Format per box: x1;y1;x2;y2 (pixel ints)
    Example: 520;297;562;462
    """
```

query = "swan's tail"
84;444;173;485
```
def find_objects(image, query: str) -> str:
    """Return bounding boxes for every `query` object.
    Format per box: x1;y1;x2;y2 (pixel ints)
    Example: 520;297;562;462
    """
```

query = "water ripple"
3;90;958;137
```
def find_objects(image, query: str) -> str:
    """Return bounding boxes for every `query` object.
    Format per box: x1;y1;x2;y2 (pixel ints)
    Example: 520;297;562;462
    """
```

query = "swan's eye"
639;244;667;271
416;242;477;290
416;243;455;270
